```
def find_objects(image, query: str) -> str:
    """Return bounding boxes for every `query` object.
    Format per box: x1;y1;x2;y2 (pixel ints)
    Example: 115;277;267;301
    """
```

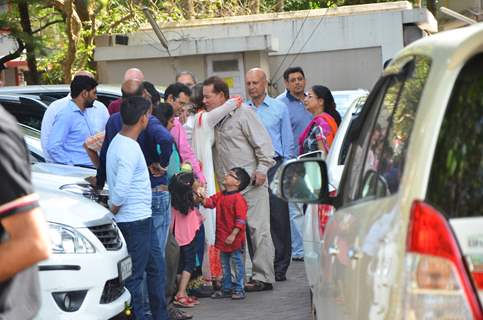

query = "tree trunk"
63;0;81;83
426;0;437;16
275;0;284;12
251;0;260;14
17;0;40;85
181;0;195;20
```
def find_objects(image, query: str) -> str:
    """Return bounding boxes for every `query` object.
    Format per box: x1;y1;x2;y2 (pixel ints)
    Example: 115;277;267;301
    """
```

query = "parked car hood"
32;169;113;228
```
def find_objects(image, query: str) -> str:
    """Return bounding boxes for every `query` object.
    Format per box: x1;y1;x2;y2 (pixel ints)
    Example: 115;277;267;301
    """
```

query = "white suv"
274;23;483;319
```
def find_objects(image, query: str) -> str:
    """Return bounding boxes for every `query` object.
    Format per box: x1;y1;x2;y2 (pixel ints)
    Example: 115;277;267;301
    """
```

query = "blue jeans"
152;190;171;257
117;218;169;320
221;250;245;294
289;202;304;257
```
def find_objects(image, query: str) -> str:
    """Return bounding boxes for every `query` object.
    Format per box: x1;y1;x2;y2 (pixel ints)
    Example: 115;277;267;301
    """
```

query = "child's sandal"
188;296;200;305
174;295;195;308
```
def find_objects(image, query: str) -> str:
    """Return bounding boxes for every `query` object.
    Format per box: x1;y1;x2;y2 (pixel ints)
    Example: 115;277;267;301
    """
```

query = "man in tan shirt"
202;76;276;290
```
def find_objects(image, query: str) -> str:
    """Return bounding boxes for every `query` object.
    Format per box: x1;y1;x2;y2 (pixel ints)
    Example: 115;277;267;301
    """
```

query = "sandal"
188;296;200;305
174;295;195;308
231;291;246;300
211;290;232;299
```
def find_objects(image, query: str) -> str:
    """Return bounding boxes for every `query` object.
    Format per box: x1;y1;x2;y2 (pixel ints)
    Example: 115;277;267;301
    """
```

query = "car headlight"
48;222;95;254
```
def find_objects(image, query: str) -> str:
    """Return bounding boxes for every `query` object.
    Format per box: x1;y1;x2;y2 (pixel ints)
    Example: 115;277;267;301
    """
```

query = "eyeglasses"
227;172;239;180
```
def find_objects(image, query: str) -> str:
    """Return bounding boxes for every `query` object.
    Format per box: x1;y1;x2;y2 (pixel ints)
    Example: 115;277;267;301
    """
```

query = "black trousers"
268;157;292;277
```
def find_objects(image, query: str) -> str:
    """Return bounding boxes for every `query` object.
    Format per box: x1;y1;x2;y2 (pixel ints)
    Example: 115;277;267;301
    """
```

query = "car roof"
386;23;483;73
0;84;121;95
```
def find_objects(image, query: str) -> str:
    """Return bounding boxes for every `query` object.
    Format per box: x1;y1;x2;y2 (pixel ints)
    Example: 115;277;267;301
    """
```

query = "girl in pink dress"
169;172;204;308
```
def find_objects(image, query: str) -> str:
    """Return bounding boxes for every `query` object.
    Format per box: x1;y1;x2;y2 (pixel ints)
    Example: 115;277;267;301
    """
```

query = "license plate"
118;256;132;283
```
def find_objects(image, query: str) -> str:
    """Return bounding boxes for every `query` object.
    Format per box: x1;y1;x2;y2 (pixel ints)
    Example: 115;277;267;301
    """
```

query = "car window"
359;56;431;199
359;77;404;199
0;100;45;130
338;96;367;166
426;53;483;218
338;77;390;204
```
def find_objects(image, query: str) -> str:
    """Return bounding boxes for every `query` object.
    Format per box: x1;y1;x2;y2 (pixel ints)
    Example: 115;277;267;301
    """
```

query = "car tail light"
472;271;483;290
403;200;483;320
318;190;336;237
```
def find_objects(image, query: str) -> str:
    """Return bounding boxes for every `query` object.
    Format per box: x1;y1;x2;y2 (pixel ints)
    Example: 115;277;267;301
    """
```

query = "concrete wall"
268;47;382;94
97;55;205;87
94;2;436;94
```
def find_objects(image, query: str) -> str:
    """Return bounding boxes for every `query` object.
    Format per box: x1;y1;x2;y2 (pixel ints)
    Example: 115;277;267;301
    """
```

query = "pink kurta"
170;118;206;184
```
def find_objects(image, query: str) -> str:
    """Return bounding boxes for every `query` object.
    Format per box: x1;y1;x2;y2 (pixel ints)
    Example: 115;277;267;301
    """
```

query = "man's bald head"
246;68;268;102
121;79;144;98
246;68;267;82
123;68;144;81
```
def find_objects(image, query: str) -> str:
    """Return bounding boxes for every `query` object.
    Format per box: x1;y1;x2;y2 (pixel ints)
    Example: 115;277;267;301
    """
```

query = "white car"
332;89;368;118
19;124;132;318
33;167;131;319
275;23;483;319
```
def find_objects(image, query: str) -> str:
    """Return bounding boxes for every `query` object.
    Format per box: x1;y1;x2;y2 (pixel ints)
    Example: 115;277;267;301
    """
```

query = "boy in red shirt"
202;167;250;300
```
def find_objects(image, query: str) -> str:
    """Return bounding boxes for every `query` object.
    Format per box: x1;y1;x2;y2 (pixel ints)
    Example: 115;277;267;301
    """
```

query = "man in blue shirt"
46;76;98;167
41;71;109;163
246;68;294;282
276;66;312;261
107;96;169;320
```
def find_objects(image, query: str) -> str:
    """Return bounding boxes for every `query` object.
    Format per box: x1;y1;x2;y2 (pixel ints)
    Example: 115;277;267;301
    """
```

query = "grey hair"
175;70;197;83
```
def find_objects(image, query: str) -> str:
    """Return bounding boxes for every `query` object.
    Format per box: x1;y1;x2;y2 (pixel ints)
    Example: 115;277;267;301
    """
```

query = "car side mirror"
270;159;330;204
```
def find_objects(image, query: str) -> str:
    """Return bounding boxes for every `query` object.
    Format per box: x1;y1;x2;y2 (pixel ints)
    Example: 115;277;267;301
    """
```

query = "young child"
169;172;204;308
202;167;251;300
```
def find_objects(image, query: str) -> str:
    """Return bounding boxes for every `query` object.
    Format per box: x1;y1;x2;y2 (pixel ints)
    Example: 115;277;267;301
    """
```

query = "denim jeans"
221;250;245;294
151;190;171;257
288;202;305;257
117;218;169;320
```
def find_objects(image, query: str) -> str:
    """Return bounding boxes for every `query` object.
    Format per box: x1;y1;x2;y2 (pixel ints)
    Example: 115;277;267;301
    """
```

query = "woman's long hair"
168;172;195;215
311;85;341;126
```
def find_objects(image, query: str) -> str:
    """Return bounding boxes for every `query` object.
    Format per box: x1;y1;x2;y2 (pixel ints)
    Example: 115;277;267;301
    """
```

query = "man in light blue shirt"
40;71;109;162
107;96;168;320
46;76;98;167
276;66;311;261
246;68;294;282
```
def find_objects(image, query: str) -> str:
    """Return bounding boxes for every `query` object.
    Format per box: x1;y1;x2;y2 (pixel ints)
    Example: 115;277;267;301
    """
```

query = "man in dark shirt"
0;106;50;319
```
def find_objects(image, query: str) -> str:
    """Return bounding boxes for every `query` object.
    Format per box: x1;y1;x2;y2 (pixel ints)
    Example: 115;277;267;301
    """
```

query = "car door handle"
347;248;362;260
328;245;339;256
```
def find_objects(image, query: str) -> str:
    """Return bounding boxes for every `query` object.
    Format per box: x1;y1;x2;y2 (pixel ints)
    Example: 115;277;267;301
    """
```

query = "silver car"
274;23;483;319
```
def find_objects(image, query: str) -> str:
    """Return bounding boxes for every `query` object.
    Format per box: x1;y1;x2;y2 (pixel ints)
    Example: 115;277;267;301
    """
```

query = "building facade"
94;1;437;96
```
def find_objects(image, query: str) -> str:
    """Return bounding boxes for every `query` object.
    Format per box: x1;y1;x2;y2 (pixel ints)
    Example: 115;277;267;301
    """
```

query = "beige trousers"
243;185;275;284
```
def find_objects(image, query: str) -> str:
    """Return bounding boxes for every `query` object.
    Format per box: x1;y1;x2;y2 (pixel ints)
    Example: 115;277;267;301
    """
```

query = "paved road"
189;261;311;320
